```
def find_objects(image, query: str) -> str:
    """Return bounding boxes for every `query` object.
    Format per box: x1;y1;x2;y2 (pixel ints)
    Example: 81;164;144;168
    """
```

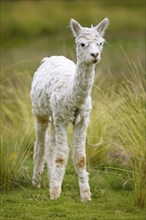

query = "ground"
1;163;144;220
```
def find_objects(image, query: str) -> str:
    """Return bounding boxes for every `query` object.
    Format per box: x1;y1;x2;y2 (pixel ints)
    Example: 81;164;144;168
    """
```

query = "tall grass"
88;58;146;208
0;66;34;190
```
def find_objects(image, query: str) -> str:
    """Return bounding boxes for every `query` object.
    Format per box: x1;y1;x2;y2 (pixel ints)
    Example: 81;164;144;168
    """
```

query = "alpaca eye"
81;43;85;47
97;42;103;46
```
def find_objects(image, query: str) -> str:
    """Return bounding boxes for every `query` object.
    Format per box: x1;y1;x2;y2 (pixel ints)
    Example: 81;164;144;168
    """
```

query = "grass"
0;68;34;190
88;57;146;208
1;165;145;220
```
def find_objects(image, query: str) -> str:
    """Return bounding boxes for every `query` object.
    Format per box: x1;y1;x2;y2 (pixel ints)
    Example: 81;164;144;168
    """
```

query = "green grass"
1;166;145;220
88;57;146;208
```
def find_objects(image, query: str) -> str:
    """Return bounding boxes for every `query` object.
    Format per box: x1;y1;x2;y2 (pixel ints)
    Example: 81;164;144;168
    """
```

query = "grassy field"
1;167;145;220
0;0;146;219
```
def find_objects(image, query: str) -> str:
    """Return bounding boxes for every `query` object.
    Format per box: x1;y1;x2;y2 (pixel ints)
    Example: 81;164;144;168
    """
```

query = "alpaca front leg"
73;119;91;202
49;122;69;200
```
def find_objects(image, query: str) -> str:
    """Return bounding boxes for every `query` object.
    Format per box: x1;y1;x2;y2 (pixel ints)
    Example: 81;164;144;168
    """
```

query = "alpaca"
30;18;109;201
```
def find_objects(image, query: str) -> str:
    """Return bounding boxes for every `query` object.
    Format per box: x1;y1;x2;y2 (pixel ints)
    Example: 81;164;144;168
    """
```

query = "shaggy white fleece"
30;18;109;201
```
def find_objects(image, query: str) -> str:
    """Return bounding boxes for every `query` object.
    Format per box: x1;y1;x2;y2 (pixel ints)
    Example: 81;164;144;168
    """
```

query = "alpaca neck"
69;61;95;107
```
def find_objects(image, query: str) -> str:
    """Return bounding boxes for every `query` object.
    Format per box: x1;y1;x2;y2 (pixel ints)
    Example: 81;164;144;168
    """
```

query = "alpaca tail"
41;57;49;64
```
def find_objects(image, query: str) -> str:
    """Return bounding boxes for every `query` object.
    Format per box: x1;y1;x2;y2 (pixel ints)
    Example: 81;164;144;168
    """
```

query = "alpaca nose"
90;53;99;58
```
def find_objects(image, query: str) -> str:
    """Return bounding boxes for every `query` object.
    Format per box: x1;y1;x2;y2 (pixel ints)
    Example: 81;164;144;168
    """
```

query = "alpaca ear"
70;19;82;38
95;18;109;36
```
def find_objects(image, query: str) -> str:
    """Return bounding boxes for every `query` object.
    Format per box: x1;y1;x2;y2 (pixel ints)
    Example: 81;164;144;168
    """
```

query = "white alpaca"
30;18;109;201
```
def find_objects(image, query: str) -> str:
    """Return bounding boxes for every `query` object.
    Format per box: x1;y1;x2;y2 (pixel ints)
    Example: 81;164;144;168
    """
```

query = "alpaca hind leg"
32;116;49;187
45;122;56;194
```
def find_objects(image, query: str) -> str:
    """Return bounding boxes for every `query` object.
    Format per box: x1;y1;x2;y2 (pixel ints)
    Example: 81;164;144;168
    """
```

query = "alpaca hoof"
80;189;91;202
50;186;61;200
32;177;41;188
32;180;41;188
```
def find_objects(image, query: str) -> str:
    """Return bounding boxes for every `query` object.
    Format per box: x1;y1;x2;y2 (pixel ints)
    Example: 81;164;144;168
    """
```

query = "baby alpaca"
30;18;109;201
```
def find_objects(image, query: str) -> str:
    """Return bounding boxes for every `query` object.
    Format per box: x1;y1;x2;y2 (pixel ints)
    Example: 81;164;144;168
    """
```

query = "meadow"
0;1;146;219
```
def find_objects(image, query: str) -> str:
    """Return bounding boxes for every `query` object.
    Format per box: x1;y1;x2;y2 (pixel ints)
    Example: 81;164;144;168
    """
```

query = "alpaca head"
70;18;109;64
